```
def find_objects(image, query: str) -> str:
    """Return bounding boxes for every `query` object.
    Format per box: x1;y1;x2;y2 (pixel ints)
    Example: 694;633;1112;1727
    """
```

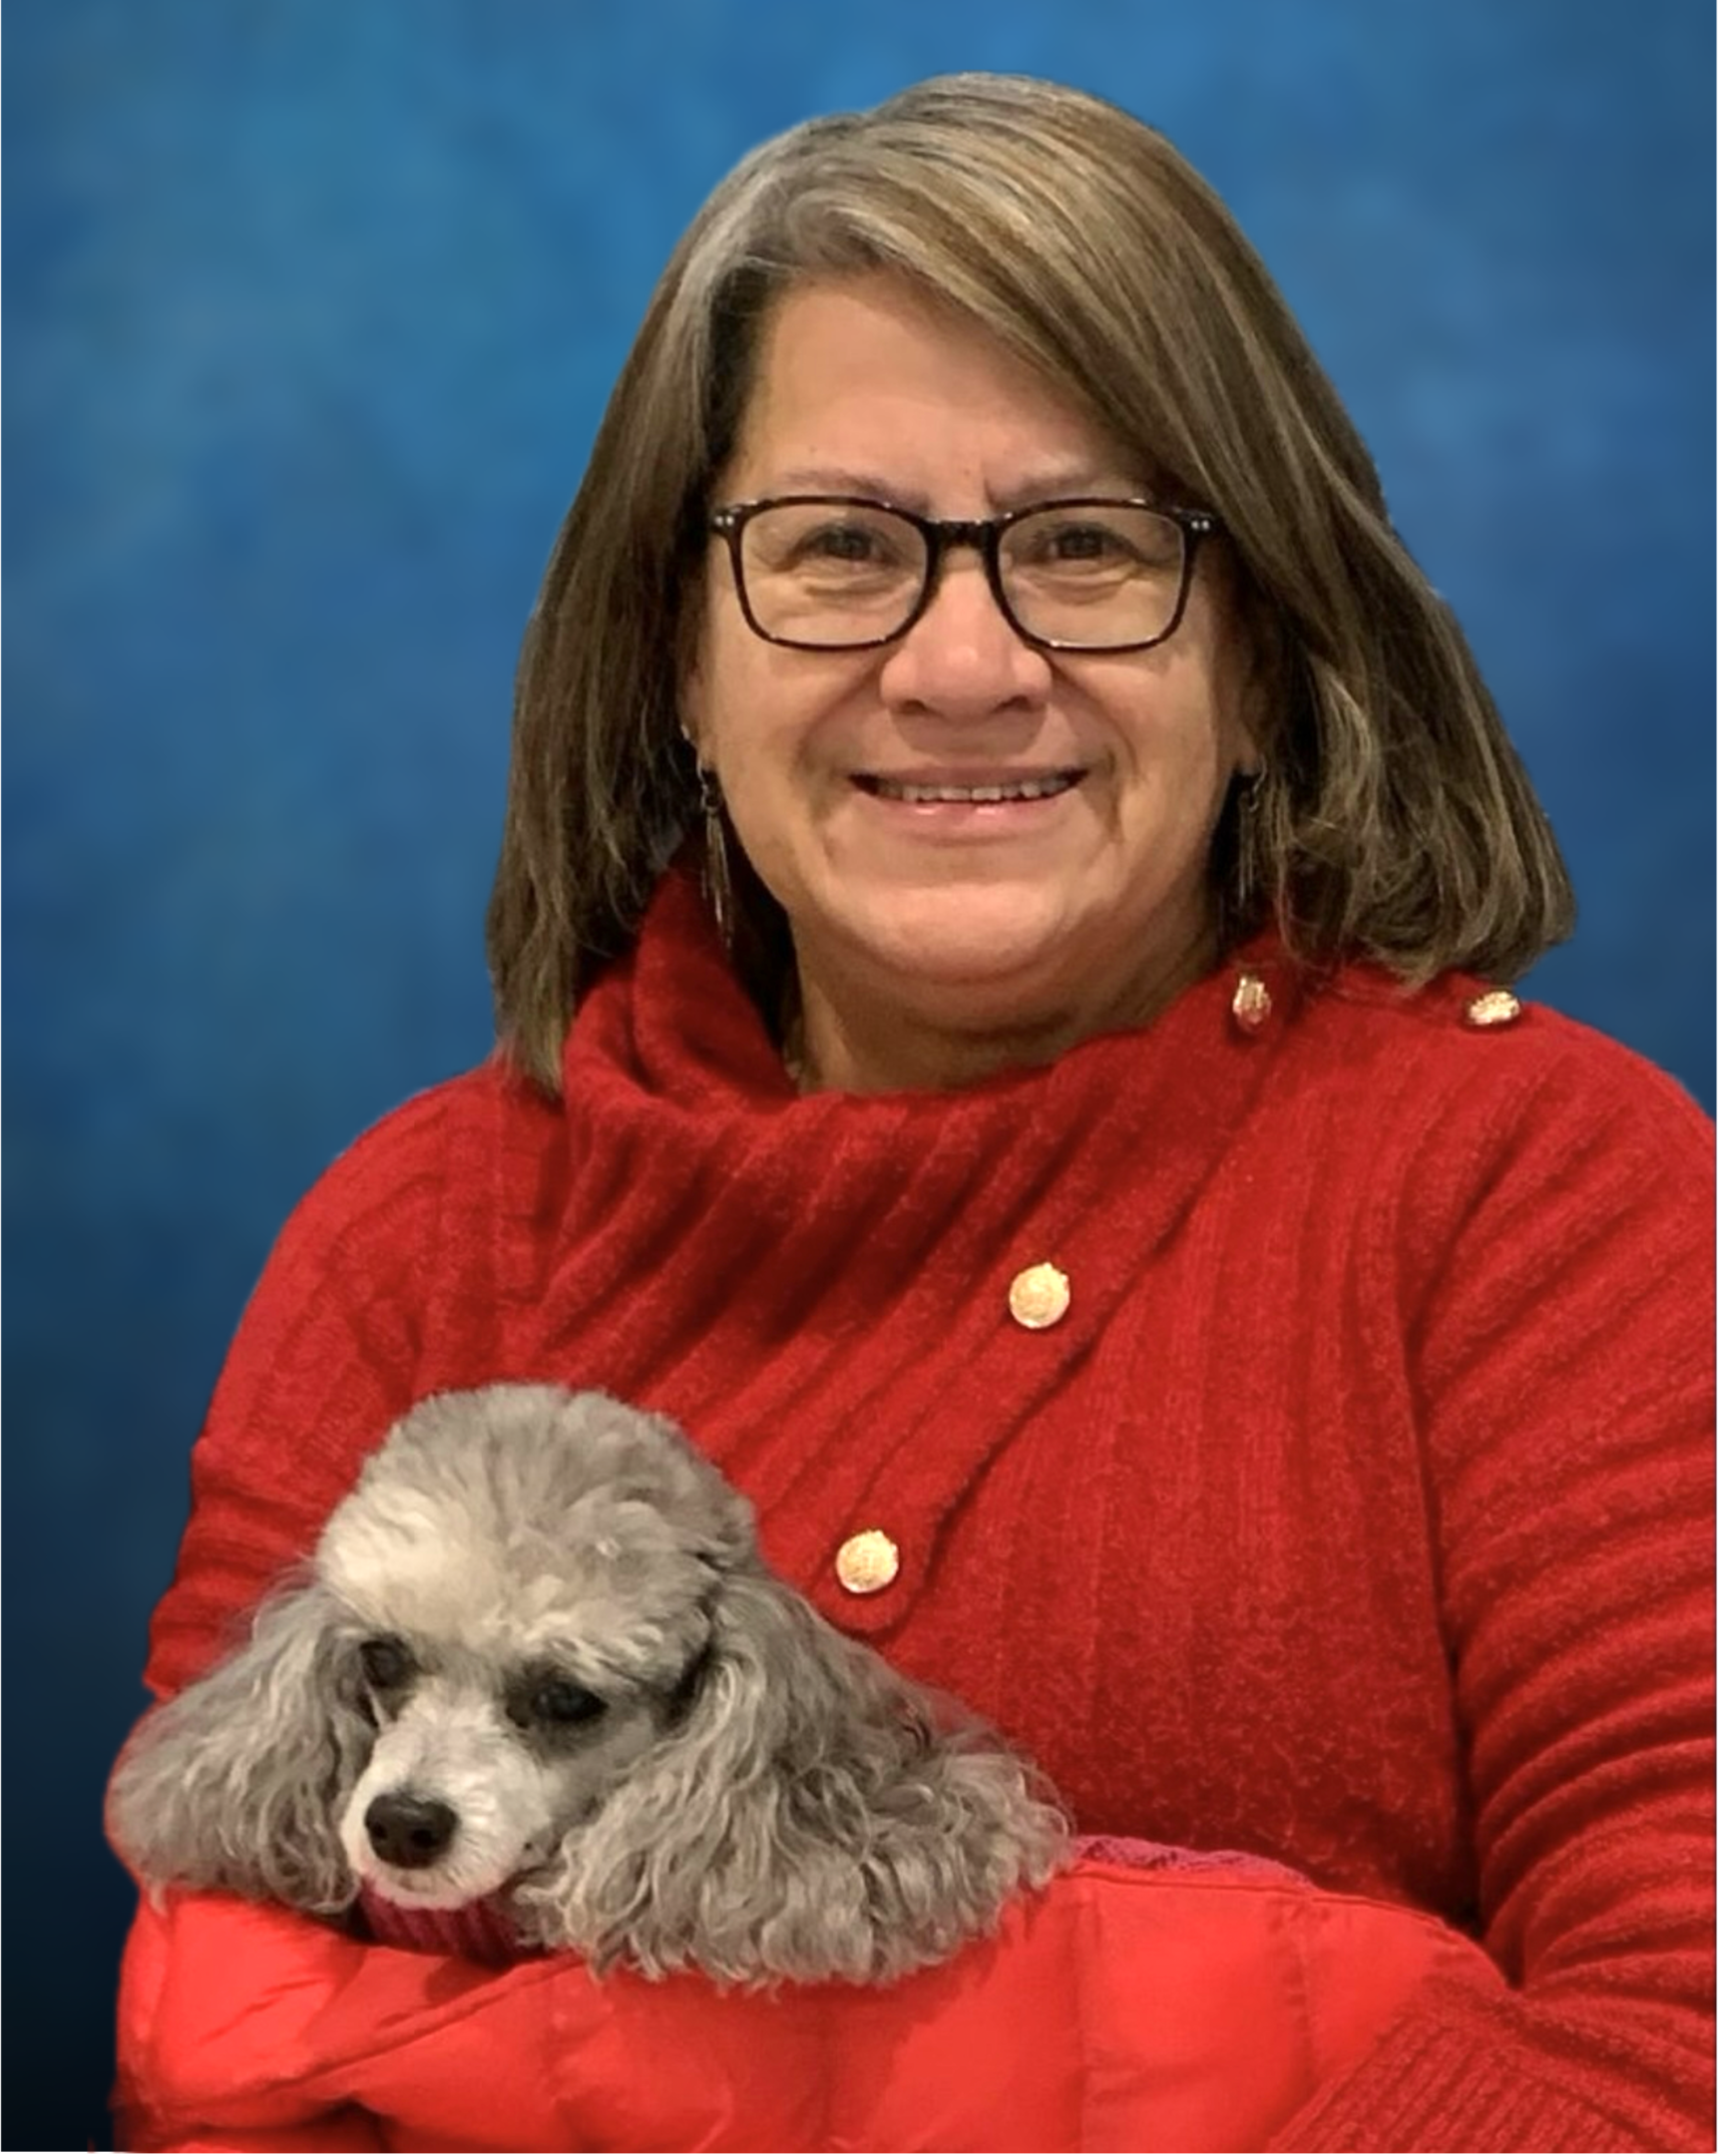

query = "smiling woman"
489;71;1575;1105
109;71;1712;2156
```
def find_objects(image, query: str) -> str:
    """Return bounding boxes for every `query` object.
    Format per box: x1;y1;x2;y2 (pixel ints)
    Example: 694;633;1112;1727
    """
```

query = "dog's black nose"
365;1792;458;1869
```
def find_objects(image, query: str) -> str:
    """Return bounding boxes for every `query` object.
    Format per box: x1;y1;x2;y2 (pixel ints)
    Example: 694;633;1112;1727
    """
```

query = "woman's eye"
800;522;889;565
1039;521;1127;564
358;1635;414;1691
520;1677;608;1728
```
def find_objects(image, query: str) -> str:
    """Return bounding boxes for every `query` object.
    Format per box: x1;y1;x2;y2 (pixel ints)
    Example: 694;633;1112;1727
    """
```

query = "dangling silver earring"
694;760;734;949
1233;767;1266;924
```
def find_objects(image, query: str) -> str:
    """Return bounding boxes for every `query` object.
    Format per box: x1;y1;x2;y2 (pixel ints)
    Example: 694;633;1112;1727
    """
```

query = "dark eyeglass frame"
707;494;1222;653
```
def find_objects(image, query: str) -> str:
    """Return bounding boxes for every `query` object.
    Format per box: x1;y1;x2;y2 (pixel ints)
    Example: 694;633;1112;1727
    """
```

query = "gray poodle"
108;1385;1067;1983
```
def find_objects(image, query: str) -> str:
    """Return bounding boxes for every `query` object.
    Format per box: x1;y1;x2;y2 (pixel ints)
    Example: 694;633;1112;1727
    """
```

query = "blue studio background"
6;2;1712;2144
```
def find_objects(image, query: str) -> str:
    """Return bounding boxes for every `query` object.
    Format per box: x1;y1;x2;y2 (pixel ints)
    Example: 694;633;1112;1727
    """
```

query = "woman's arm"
1273;1035;1714;2152
140;1083;467;1700
114;1079;491;2149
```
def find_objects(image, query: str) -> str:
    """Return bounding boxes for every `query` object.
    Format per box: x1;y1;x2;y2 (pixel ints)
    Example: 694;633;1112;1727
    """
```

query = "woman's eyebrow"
990;466;1147;509
741;466;903;501
736;464;1150;509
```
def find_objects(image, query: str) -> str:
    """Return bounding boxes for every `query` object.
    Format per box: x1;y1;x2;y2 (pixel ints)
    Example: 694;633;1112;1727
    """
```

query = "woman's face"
683;273;1262;1086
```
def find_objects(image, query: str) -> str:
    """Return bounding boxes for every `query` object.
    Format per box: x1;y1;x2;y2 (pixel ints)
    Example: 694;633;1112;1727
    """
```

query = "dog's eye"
513;1675;607;1730
358;1635;414;1691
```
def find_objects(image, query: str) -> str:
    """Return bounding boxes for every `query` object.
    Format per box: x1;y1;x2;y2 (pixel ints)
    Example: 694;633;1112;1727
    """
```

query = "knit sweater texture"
139;865;1715;2152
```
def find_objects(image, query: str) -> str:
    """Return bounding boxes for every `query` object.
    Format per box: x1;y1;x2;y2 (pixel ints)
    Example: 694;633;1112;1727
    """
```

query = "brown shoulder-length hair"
487;72;1573;1092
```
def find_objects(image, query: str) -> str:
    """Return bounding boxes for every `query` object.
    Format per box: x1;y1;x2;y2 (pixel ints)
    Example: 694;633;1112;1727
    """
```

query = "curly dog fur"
108;1385;1068;1982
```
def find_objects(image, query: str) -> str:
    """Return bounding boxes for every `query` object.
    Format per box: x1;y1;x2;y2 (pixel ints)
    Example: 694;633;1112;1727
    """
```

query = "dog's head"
317;1385;751;1913
108;1386;759;1919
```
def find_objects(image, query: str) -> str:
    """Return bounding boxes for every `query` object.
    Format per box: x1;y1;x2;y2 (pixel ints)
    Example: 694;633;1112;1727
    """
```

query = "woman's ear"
677;689;705;763
675;575;712;762
1234;629;1274;782
1219;551;1284;784
1239;615;1279;777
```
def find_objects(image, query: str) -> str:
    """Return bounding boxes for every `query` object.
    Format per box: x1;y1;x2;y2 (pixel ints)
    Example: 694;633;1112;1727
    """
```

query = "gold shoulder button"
1464;989;1523;1029
1231;970;1272;1033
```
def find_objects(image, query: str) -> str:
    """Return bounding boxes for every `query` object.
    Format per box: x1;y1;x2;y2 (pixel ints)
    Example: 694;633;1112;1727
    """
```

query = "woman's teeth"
865;773;1079;804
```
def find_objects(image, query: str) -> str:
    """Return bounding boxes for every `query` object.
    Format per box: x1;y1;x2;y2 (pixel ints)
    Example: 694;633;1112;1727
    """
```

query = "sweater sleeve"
141;1084;460;1700
1271;1030;1715;2153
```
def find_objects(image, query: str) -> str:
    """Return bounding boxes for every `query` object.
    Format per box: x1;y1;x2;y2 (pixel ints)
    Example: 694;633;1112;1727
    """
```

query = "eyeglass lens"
733;500;1188;650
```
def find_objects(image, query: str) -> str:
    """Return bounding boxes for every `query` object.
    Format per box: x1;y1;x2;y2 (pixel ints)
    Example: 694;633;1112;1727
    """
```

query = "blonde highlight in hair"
487;73;1573;1091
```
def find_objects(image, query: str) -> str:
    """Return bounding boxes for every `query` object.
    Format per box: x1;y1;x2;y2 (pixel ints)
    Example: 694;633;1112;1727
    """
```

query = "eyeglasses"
707;495;1219;654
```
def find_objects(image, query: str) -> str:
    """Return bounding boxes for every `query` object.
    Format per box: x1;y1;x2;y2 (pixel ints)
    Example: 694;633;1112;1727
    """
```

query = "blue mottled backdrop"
6;1;1711;2143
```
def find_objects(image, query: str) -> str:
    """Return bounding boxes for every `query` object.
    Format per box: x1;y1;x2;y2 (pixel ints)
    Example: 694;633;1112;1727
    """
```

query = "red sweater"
133;865;1714;2150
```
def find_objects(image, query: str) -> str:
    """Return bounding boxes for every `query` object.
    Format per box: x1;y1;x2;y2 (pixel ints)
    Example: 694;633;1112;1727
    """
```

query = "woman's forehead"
722;273;1151;509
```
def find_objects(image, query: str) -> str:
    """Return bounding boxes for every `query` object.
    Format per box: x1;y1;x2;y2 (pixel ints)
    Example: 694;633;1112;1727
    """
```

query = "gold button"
1465;989;1522;1029
835;1528;899;1595
1231;971;1272;1033
1008;1261;1071;1331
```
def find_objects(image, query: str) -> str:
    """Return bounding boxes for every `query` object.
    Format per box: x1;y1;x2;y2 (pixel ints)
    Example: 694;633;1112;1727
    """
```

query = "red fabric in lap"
116;1852;1498;2153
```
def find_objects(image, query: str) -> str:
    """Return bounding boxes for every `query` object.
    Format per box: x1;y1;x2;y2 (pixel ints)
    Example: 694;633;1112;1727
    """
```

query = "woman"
113;74;1712;2151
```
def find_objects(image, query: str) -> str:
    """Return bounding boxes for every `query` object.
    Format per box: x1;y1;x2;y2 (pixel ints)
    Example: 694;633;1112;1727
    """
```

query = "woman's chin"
822;890;1086;997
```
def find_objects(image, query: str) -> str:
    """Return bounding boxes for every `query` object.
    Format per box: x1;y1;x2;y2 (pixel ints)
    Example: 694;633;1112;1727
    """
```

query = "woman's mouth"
853;769;1084;805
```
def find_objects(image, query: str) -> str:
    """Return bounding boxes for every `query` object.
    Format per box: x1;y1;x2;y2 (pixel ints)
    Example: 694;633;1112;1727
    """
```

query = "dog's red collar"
355;1885;528;1966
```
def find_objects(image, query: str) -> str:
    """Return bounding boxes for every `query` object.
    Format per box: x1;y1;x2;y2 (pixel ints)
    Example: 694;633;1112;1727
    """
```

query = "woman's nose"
878;552;1051;715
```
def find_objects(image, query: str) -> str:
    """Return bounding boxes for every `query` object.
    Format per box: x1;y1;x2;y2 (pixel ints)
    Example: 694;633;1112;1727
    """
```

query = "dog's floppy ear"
107;1580;369;1916
516;1564;1067;1983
